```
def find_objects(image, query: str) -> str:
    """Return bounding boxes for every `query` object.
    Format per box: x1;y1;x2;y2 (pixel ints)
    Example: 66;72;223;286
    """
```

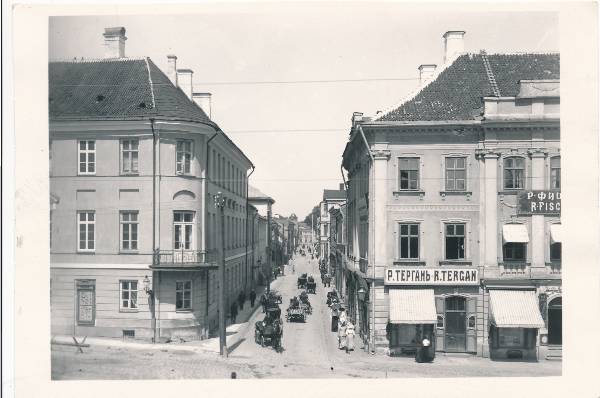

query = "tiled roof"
323;189;346;201
49;58;212;125
378;53;560;122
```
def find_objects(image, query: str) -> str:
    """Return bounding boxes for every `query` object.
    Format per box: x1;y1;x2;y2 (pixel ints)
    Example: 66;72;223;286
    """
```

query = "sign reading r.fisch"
385;267;479;285
518;190;561;215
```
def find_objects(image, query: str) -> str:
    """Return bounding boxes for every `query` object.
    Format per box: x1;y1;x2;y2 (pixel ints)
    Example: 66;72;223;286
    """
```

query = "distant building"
342;30;560;359
318;185;346;273
50;27;255;341
248;185;275;284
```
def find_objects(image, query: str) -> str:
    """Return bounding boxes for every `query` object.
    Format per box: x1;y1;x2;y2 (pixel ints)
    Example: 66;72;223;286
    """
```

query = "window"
120;211;138;251
498;328;525;348
217;154;222;185
398;158;419;190
550;157;560;189
503;242;526;261
504;157;525;189
550;242;562;261
121;139;139;174
398;223;419;259
445;224;465;260
175;280;192;310
78;211;95;251
120;280;138;310
78;140;96;175
445;157;466;191
174;211;194;250
176;140;192;175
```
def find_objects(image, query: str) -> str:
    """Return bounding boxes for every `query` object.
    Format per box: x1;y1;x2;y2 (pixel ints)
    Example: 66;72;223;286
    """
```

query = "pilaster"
476;150;500;267
529;148;548;268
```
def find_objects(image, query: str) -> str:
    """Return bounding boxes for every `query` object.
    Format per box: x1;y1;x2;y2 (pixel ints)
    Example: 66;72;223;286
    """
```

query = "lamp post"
214;192;227;357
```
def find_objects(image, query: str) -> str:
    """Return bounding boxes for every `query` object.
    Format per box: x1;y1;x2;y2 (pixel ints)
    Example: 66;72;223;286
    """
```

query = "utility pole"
214;192;227;357
266;205;272;294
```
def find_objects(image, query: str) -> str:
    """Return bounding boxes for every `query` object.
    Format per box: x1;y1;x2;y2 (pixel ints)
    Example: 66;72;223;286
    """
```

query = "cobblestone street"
52;254;561;379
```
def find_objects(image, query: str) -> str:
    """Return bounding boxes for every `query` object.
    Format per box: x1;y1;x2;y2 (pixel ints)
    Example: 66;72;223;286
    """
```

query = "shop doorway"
547;297;562;345
445;296;466;352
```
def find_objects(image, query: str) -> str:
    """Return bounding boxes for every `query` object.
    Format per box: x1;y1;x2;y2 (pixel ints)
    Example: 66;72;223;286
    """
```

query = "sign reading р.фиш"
385;268;479;285
518;190;561;215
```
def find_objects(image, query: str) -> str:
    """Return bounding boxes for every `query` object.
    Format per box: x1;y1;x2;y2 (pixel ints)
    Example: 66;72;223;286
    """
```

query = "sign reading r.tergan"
385;267;479;285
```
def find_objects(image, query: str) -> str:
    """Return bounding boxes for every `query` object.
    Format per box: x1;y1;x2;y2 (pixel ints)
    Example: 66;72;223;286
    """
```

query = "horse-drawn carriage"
255;306;283;351
306;275;316;294
299;291;312;314
267;290;282;304
286;296;308;322
297;273;308;289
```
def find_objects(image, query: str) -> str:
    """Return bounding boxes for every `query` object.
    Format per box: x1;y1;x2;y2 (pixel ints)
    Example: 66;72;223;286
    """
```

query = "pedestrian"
339;307;347;324
249;289;257;307
238;291;245;311
346;321;356;353
338;320;347;350
331;301;340;332
230;301;238;324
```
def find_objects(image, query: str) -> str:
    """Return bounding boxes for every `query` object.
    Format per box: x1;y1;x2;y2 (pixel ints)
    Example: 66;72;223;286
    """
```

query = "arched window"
503;157;525;189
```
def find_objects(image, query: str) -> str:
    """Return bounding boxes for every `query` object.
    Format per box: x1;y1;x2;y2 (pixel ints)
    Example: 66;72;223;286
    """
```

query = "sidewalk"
51;271;288;356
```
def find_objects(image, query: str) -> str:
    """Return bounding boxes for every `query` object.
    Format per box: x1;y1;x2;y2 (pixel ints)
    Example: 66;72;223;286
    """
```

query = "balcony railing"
152;249;218;270
546;262;562;275
499;262;530;276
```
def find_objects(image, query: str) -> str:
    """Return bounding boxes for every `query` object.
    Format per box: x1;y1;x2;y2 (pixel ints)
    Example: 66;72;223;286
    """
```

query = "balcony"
481;263;561;281
499;262;530;276
151;249;218;271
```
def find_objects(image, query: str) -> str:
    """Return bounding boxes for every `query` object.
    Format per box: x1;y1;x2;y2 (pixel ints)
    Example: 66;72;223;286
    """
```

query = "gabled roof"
323;189;346;201
49;57;212;125
377;53;559;122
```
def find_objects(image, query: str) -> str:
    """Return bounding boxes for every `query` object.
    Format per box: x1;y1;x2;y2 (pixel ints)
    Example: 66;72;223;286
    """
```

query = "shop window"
445;223;465;260
398;223;419;259
445;157;466;191
468;315;476;328
398;158;419;190
503;242;526;261
498;328;525;348
550;242;562;261
175;280;192;311
550;156;561;189
503;157;524;189
437;315;444;328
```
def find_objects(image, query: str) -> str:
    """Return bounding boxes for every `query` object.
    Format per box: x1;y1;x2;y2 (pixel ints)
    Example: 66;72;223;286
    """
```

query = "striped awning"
502;224;529;243
550;224;563;243
389;289;437;324
489;290;545;328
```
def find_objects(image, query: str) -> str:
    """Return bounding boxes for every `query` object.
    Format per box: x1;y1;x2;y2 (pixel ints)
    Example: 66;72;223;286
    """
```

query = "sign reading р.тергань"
518;190;561;215
385;268;479;285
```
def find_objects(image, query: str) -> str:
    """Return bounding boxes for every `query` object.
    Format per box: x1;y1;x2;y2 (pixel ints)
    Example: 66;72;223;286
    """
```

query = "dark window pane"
410;224;418;235
400;237;408;258
409;236;418;258
456;224;465;235
400;225;408;235
446;224;454;235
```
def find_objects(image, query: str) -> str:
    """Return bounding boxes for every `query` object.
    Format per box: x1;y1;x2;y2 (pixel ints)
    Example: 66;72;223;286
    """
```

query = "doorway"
547;297;562;344
445;296;466;352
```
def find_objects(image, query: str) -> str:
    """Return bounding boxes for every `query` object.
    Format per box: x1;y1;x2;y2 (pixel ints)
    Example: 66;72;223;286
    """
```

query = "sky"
48;4;558;218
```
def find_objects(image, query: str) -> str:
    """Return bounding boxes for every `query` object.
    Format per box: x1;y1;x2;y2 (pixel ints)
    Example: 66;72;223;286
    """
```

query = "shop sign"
518;190;561;215
385;267;479;285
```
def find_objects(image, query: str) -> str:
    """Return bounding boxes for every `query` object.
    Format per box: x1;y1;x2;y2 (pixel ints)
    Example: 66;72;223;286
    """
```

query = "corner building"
342;30;560;360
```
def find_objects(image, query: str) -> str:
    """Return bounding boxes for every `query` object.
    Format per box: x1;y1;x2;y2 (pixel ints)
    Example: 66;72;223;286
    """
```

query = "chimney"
177;69;193;99
442;30;466;63
192;92;212;118
339;183;345;191
418;64;437;84
352;112;363;127
103;27;127;59
166;55;178;86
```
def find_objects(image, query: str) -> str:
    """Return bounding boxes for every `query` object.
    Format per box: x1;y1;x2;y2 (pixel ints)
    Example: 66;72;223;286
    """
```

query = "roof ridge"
49;57;148;63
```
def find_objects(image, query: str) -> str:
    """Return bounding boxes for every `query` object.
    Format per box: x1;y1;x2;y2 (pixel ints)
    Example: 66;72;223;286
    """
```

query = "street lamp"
357;287;367;302
143;275;153;296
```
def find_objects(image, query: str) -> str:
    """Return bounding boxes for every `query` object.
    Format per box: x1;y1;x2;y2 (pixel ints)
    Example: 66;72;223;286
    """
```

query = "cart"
255;308;283;351
297;273;308;289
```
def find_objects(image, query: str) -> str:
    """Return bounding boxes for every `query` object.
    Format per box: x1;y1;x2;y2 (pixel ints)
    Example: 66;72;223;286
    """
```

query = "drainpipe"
357;124;376;354
340;165;348;307
245;166;255;290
